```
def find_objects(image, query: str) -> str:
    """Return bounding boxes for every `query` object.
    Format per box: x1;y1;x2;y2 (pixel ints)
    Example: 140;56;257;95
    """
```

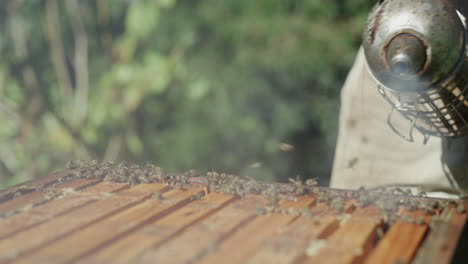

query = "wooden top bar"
0;169;466;264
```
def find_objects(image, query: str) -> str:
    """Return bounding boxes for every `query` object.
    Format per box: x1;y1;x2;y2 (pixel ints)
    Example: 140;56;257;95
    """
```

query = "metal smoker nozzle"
363;0;468;141
385;34;426;80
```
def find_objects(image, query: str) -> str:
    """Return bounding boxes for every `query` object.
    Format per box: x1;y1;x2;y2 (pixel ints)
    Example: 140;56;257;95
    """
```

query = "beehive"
0;169;466;264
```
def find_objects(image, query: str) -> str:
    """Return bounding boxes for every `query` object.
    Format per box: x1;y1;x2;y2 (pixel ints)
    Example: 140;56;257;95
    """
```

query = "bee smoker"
363;0;468;143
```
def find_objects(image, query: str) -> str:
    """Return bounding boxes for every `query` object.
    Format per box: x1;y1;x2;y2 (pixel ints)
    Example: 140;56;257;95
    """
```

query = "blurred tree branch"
45;0;73;102
97;0;114;60
66;0;89;125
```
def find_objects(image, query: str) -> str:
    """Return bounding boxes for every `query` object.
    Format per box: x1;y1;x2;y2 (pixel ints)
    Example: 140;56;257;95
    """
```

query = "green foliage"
0;0;373;188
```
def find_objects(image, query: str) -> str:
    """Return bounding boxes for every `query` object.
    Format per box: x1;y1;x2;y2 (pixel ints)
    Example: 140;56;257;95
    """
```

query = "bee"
330;197;345;213
287;207;297;215
347;157;359;169
116;168;126;176
302;207;313;218
316;194;329;205
190;193;203;201
44;188;58;200
65;160;78;170
415;217;425;225
11;192;22;200
184;170;198;178
358;194;372;207
305;178;318;186
101;161;114;168
118;175;126;182
417;190;427;197
255;206;267;215
404;199;419;211
422;206;435;215
403;188;413;196
376;227;384;239
139;175;150;184
353;247;363;257
264;188;280;207
178;182;186;189
93;169;106;178
152;191;164;200
128;174;139;185
289;176;307;195
76;160;87;168
400;215;415;224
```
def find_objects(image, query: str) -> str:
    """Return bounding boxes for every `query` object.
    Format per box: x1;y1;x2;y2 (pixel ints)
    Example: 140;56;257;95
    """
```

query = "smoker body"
363;0;468;141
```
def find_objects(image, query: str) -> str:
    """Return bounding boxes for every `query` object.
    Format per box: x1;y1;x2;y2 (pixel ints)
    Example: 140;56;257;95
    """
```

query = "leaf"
127;133;144;155
126;1;160;40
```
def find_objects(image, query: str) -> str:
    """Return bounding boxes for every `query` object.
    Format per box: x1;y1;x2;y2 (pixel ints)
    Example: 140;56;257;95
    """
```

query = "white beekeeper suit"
330;47;468;197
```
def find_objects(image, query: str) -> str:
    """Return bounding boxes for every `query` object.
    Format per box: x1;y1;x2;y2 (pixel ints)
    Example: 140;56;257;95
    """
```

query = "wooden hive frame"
0;168;466;264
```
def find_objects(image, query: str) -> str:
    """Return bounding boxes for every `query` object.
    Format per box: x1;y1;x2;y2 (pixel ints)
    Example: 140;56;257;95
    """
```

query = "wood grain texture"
412;204;468;264
14;187;202;264
363;210;429;264
197;196;316;264
0;170;74;199
0;172;465;264
83;193;237;264
0;183;169;264
246;215;338;264
300;206;382;264
0;178;100;214
245;202;359;264
0;181;129;239
132;195;264;264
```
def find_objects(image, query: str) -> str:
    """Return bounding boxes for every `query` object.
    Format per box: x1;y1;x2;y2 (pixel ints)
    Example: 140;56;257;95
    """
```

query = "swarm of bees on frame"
4;159;466;227
63;160;467;224
0;185;37;203
0;171;79;204
65;160;197;190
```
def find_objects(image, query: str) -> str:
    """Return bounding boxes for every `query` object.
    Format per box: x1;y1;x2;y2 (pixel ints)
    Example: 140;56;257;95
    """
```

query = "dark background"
0;0;374;188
